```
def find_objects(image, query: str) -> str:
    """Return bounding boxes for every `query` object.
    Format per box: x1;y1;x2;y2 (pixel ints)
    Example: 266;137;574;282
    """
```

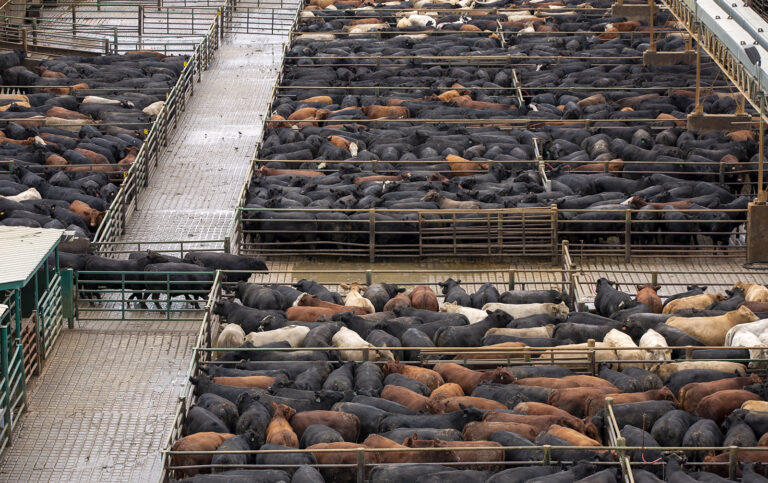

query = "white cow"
603;329;645;368
340;282;375;314
1;187;40;202
246;325;309;348
482;302;569;319
215;323;245;357
725;318;768;367
142;101;165;116
639;329;671;364
82;95;133;108
332;326;393;361
439;301;487;324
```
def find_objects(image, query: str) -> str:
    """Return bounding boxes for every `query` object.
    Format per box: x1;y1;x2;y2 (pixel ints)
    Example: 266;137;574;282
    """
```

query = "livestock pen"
159;266;768;481
224;0;764;261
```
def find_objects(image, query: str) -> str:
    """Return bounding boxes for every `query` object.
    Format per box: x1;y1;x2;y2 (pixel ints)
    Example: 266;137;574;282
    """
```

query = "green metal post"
13;291;20;344
60;269;75;329
1;325;10;432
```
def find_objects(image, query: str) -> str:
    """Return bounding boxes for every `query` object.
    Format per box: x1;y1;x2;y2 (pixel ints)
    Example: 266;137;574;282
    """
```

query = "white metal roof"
0;227;63;289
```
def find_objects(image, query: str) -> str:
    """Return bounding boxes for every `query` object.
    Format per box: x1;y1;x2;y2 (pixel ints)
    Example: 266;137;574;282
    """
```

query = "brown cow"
482;410;590;436
512;402;602;441
520;375;618;391
46;153;68;166
584;387;678;417
570;159;623;173
382;293;411;312
382;361;444;391
410;286;438;311
362;434;452;463
430;383;465;400
662;293;725;314
266;403;298;448
75;148;109;165
46;106;90;120
286;306;358;322
679;374;761;412
745;301;768;313
734;282;768;302
636;284;662;314
294;293;368;315
629;197;694;210
300;95;332;104
69;200;104;229
43;82;89;95
546;425;603;448
404;438;505;471
453;342;528;361
704;451;768;477
548;387;617;418
290;410;360;442
695;389;763;425
171;432;235;477
462;421;538;442
433;363;514;394
446;154;487;176
212;375;275;389
308;442;379;482
361;105;409;119
380;385;445;414
451;95;514;111
442;396;506;411
258;166;323;178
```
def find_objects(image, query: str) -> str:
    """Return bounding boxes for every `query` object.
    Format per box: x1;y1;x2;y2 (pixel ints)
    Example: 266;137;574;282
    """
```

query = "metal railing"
93;10;221;249
75;270;215;322
232;205;747;261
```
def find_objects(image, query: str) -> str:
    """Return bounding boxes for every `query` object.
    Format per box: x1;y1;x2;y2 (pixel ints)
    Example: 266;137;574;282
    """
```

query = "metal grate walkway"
0;19;294;483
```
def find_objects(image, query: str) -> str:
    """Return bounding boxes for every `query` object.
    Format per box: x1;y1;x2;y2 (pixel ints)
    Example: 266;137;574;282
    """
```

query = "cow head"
421;189;441;203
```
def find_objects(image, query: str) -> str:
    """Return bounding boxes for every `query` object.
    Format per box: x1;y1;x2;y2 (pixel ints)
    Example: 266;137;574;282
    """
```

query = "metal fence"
93;11;220;249
74;270;215;322
158;268;768;480
231;205;747;262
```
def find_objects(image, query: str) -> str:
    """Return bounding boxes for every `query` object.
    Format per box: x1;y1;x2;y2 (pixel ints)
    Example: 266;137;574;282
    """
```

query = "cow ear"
397;288;406;293
635;284;643;291
340;283;348;290
654;285;661;292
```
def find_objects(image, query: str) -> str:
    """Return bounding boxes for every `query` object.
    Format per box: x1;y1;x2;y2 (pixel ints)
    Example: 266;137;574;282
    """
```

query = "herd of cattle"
0;50;186;237
242;0;758;249
166;274;768;481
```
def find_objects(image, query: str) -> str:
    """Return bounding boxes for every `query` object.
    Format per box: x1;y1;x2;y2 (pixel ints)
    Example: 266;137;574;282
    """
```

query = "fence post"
624;209;631;263
728;446;738;481
508;270;515;290
31;18;37;47
60;269;75;329
71;5;76;35
20;28;27;55
368;210;375;263
356;450;365;483
550;204;558;265
0;325;9;434
138;5;143;38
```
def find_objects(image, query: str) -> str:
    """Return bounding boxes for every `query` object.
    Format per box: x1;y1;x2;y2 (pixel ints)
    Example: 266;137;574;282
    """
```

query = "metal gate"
37;274;63;360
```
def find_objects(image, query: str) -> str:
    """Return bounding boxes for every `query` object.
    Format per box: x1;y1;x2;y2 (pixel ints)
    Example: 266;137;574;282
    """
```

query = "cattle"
171;432;235;477
215;324;246;357
662;293;726;314
340;282;375;314
482;302;569;320
735;282;768;302
665;306;759;345
433;363;513;394
409;286;439;311
265;403;298;448
594;278;632;317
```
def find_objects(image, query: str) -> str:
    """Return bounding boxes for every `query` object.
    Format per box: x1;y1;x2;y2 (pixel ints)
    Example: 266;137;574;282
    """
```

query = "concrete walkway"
120;32;286;250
